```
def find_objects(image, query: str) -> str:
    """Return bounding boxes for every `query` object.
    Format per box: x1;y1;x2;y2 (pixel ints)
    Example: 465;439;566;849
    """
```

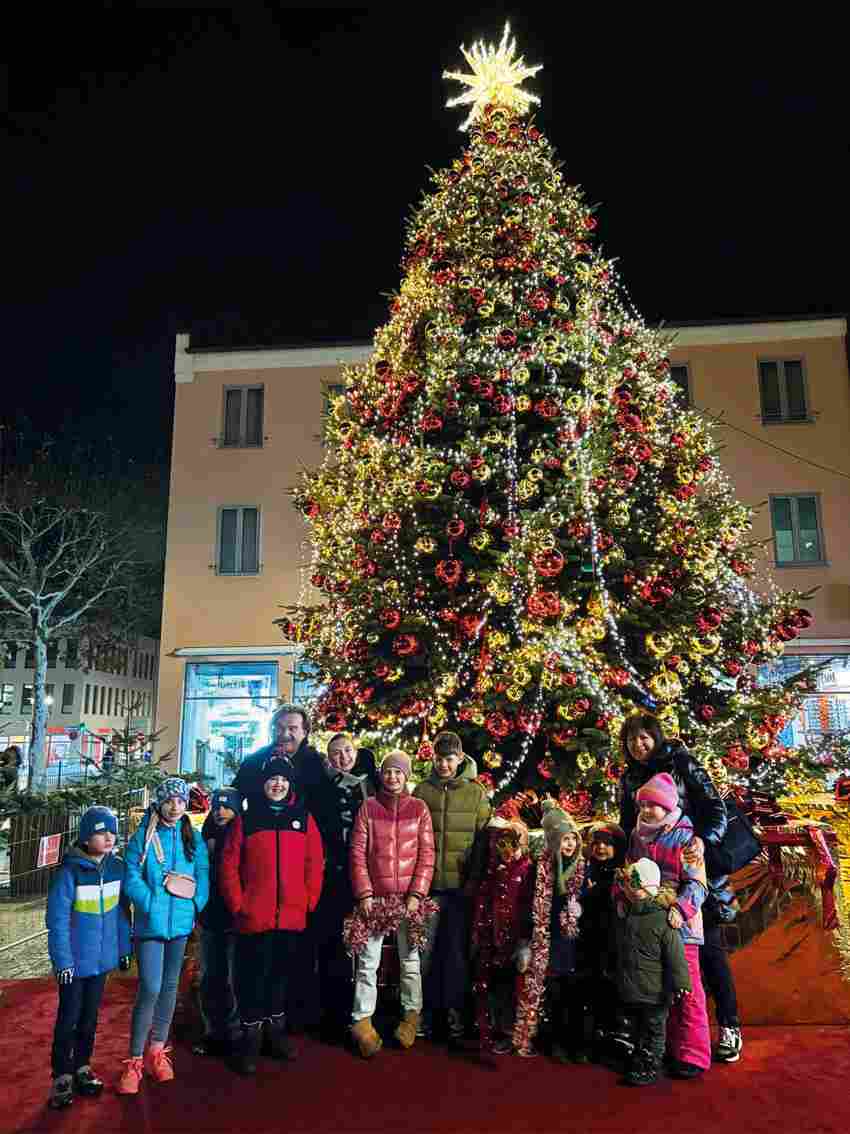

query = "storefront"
759;652;850;772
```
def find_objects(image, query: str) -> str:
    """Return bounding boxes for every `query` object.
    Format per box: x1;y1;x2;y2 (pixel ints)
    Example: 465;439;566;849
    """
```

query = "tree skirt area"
2;977;848;1134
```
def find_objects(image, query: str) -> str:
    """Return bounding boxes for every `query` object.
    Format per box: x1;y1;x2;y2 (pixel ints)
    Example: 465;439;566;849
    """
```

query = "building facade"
158;317;850;784
1;635;160;776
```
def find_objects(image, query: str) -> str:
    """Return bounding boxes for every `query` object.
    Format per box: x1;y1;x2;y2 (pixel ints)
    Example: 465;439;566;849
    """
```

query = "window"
759;359;809;423
64;639;79;668
669;363;692;406
179;660;279;784
21;684;33;712
25;645;35;669
1;684;14;713
99;686;106;715
770;494;825;565
217;506;261;575
3;642;17;668
61;684;75;713
222;385;264;447
45;684;55;712
107;688;114;716
84;684;91;713
46;642;58;668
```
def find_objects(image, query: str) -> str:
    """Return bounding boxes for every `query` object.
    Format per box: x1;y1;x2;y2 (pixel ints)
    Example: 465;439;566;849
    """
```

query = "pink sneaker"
145;1045;174;1083
118;1057;144;1095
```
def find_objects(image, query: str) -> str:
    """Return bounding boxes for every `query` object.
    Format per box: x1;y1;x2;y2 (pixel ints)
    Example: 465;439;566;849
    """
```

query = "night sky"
4;8;847;466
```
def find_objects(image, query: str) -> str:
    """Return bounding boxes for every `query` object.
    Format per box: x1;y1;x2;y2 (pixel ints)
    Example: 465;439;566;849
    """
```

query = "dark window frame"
758;357;812;424
221;384;265;448
216;505;262;576
769;492;827;567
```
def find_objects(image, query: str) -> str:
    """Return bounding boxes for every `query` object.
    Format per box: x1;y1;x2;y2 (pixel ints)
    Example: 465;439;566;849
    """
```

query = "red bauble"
379;609;401;631
533;548;565;577
497;329;518;349
492;394;514;414
699;705;716;722
485;712;513;739
436;558;463;586
527;589;562;619
446;518;466;539
450;469;471;489
420;410;444;432
382;513;402;532
392;633;420;657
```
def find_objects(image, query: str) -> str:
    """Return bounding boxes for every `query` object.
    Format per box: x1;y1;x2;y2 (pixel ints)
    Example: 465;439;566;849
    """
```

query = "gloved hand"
119;955;132;972
56;968;74;986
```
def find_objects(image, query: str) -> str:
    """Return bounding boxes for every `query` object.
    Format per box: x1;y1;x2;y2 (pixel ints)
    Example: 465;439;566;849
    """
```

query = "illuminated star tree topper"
443;21;543;131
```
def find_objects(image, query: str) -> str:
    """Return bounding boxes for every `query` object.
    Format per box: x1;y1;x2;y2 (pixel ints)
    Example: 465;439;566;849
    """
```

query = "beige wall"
157;322;850;766
669;321;850;641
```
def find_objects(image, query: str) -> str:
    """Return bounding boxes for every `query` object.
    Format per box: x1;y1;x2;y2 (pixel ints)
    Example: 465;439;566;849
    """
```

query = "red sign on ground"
36;834;63;869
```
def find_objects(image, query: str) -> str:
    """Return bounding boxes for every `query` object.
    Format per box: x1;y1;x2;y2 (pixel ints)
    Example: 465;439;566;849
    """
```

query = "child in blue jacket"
46;806;131;1110
120;777;209;1094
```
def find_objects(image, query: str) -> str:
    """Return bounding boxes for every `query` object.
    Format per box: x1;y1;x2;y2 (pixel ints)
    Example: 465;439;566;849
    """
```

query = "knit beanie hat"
263;756;295;784
211;786;243;813
590;821;627;858
636;772;679;813
154;777;190;811
628;857;661;895
541;802;579;855
381;750;412;780
79;806;118;844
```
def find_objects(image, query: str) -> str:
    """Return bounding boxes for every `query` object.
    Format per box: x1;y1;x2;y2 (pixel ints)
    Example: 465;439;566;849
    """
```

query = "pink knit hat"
636;771;679;813
381;750;412;780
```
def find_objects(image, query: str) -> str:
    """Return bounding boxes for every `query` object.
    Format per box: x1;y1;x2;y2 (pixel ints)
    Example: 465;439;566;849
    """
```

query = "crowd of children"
44;713;741;1109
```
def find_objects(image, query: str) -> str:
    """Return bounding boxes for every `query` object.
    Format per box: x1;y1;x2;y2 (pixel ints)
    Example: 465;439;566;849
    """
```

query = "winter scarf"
512;850;585;1055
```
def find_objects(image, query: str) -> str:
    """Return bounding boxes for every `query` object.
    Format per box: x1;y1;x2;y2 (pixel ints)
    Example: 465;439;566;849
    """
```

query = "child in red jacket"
219;757;324;1075
346;751;435;1059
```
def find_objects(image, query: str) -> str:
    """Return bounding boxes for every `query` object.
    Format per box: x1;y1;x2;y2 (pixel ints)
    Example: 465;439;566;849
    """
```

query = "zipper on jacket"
441;783;449;884
168;826;177;939
275;810;281;930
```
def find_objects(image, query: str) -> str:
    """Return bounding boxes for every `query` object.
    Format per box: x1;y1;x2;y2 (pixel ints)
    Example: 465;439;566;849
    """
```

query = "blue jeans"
130;937;188;1056
200;929;240;1041
51;973;107;1076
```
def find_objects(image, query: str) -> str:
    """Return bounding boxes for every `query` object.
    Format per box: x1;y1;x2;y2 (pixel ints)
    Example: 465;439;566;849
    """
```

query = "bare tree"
0;500;137;787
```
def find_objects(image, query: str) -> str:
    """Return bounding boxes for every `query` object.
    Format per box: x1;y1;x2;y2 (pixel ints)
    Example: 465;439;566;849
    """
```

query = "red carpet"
3;978;849;1134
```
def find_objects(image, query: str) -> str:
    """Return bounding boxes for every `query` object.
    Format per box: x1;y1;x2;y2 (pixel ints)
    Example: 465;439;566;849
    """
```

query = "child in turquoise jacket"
120;778;209;1094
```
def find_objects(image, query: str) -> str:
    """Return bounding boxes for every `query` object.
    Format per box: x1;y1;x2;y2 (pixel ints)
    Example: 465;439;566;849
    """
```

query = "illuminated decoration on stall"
278;27;817;804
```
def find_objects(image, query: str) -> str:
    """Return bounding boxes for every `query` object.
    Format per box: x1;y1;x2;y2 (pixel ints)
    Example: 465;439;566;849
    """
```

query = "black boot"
73;1066;104;1096
233;1022;263;1076
266;1012;298;1061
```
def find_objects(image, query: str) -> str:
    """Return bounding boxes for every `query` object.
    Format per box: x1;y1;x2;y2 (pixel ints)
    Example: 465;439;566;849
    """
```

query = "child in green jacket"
616;858;691;1087
413;731;490;1045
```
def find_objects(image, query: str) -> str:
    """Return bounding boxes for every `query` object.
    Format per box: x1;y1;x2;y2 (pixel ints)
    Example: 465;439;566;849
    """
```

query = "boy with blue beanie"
46;805;132;1109
196;786;243;1056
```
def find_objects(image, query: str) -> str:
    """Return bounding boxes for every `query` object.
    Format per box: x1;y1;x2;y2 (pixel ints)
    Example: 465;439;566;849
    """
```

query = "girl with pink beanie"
626;770;711;1078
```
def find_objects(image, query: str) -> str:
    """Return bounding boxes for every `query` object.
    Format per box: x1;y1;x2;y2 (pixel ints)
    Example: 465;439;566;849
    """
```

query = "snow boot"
394;1010;419;1049
351;1017;383;1059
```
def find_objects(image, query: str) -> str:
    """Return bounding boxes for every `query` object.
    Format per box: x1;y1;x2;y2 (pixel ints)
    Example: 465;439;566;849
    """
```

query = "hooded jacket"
619;739;728;851
219;790;324;934
615;895;691;1006
124;810;210;941
46;847;131;977
628;813;708;946
413;755;491;891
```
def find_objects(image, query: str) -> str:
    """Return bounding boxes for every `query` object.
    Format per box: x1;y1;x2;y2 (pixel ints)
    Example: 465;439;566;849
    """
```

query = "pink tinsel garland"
512;853;584;1055
342;894;439;955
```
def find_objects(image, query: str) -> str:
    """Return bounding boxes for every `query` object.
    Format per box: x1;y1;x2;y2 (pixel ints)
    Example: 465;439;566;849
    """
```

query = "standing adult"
310;734;376;1043
618;713;744;1064
232;704;323;805
1;745;21;789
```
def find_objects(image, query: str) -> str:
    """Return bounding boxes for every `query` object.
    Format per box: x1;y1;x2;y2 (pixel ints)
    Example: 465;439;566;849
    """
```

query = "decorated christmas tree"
281;26;816;808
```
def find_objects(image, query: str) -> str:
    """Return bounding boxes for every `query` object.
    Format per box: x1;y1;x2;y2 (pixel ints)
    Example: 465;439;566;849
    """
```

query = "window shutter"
759;361;782;420
219;508;238;573
223;389;242;445
783;361;807;420
241;508;260;574
795;496;821;560
245;388;263;445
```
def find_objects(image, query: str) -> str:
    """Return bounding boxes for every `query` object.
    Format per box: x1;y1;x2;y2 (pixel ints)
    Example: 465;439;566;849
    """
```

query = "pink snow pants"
666;943;711;1070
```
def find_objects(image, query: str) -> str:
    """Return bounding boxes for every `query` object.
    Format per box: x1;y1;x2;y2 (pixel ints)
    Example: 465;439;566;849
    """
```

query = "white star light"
443;22;543;131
